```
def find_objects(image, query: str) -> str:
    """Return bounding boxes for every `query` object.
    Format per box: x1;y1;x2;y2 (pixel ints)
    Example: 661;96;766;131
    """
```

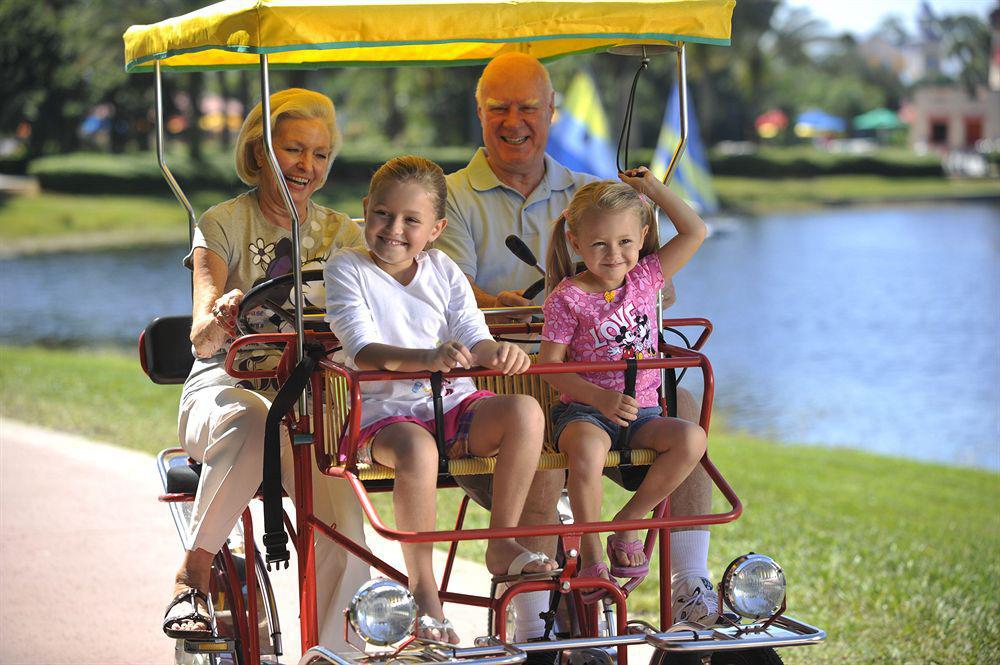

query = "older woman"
163;88;369;648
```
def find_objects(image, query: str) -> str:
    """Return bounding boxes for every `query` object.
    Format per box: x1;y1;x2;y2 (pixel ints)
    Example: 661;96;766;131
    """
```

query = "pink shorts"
354;390;495;466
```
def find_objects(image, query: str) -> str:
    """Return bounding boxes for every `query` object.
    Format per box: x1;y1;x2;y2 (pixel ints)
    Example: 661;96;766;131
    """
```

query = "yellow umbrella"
125;0;734;71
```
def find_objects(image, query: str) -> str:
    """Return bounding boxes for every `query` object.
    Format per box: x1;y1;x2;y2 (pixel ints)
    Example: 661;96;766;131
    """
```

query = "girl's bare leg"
371;423;459;643
466;395;556;576
557;421;613;570
610;418;706;569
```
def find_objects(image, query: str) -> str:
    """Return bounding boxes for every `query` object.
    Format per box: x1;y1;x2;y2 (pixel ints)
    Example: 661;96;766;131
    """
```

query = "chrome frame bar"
299;642;527;665
253;546;284;656
154;61;196;250
661;43;687;186
298;617;824;665
659;43;688;404
258;54;308;414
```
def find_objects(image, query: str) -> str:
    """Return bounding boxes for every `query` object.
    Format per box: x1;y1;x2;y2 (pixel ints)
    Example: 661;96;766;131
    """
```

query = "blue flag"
547;72;618;179
651;84;719;216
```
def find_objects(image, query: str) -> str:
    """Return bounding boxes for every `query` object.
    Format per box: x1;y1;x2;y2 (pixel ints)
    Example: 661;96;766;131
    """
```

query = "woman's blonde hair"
234;88;343;187
368;155;448;220
545;181;658;291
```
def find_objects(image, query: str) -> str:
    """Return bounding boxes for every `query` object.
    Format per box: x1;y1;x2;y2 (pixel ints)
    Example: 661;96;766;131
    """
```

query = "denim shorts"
550;401;663;451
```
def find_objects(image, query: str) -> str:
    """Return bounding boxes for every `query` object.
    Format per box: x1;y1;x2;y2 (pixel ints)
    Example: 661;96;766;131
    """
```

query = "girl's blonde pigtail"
545;215;574;293
639;204;660;259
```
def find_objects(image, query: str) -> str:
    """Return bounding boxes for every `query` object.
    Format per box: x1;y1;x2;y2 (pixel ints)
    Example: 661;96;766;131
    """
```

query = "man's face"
478;69;554;177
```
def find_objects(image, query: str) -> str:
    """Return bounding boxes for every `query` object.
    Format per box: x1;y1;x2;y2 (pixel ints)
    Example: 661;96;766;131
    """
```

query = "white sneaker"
671;576;720;626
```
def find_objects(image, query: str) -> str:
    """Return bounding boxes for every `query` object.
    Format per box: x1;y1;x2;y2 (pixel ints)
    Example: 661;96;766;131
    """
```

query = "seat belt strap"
262;341;325;568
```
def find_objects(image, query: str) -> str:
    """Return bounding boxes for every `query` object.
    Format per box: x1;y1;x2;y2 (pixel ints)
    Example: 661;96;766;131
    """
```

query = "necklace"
604;290;616;303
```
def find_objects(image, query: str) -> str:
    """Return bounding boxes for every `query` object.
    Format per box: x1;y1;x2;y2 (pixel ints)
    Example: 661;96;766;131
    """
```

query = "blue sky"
784;0;996;36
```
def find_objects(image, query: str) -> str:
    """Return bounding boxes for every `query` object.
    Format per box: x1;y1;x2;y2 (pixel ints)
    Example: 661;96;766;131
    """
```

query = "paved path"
1;420;178;664
0;174;39;195
0;419;663;665
0;419;492;664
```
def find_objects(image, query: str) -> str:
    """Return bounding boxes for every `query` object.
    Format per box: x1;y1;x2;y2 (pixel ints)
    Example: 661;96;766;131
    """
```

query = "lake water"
1;202;997;470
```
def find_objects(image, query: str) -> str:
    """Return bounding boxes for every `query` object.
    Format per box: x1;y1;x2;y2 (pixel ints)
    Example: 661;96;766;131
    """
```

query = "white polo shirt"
439;148;598;303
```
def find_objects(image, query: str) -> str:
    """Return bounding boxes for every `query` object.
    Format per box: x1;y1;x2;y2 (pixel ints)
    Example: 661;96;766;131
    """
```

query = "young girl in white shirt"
325;156;555;643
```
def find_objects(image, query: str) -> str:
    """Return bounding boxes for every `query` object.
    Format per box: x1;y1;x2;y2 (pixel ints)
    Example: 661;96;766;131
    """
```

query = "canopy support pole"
154;61;196;259
661;43;687;185
658;43;686;406
259;54;309;416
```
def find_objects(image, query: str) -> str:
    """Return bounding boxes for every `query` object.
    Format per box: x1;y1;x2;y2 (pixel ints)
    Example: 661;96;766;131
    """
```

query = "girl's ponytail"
546;213;575;293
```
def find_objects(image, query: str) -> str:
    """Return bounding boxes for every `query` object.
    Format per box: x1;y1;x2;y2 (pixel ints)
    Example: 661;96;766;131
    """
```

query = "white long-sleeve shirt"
324;247;493;429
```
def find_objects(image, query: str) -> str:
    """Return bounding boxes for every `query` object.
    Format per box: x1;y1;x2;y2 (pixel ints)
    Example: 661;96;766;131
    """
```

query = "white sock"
669;530;711;588
512;590;550;640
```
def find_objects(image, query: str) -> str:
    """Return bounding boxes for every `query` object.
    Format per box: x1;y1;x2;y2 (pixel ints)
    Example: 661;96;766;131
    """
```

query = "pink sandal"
577;562;616;604
606;534;649;579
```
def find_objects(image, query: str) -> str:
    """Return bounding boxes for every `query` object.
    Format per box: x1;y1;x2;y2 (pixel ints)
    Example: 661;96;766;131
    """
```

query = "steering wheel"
236;269;328;336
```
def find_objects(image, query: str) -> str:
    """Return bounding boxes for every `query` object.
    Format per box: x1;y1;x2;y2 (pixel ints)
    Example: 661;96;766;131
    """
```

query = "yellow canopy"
124;0;734;72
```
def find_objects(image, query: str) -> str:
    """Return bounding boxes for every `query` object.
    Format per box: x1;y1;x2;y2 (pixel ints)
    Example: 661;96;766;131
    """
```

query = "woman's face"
254;117;332;215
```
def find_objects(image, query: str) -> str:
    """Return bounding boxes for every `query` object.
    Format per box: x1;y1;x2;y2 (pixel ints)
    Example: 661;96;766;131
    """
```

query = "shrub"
708;147;942;177
27;145;479;194
26;145;947;195
28;151;238;194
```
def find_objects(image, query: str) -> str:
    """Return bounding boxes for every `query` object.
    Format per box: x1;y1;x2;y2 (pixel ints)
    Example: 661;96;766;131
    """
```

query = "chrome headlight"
347;579;417;646
720;554;786;620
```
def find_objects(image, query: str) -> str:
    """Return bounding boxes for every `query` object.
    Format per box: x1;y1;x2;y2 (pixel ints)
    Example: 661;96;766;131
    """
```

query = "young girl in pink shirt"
538;167;708;600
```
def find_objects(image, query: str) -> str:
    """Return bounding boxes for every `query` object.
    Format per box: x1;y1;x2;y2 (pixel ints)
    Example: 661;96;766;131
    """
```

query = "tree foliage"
0;0;992;158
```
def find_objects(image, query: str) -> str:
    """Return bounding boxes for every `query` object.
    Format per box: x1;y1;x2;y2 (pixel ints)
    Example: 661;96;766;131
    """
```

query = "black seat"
164;461;280;499
166;462;202;495
140;315;194;385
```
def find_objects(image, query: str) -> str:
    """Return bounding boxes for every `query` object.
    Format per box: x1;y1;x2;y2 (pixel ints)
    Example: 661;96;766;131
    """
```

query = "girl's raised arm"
619;167;707;279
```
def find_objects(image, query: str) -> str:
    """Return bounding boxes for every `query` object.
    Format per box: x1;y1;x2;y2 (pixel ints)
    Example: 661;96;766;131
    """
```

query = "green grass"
0;345;183;452
715;175;1000;215
1;344;997;662
415;443;1000;664
0;184;368;253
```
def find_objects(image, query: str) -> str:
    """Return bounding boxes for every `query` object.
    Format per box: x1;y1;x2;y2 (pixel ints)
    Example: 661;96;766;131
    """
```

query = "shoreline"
0;341;994;475
2;191;997;258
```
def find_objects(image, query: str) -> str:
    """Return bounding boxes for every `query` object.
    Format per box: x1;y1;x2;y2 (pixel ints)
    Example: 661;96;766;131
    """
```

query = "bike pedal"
183;638;237;654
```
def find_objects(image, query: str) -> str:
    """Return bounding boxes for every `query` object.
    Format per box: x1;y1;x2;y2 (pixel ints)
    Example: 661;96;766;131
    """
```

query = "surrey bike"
128;1;825;664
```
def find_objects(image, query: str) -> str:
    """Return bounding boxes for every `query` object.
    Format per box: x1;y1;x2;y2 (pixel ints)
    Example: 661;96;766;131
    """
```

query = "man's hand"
474;341;531;375
592;389;639;427
467;275;534;323
426;341;473;373
492;289;533;323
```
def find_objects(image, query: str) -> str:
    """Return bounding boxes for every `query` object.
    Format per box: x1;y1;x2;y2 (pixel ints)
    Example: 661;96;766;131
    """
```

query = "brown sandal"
162;587;213;639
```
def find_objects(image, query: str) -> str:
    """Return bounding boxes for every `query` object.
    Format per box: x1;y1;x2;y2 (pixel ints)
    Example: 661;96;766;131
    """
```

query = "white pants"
179;385;370;649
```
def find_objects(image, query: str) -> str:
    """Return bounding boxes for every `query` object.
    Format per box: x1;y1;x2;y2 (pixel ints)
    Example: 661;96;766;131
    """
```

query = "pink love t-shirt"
541;254;665;407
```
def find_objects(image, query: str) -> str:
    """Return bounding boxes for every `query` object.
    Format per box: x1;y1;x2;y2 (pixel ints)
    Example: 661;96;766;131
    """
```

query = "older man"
437;53;719;640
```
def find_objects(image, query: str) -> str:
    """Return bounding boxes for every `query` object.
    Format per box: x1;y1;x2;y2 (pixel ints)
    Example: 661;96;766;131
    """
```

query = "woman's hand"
593;388;639;427
191;289;243;358
474;340;531;375
426;341;473;373
211;289;243;336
